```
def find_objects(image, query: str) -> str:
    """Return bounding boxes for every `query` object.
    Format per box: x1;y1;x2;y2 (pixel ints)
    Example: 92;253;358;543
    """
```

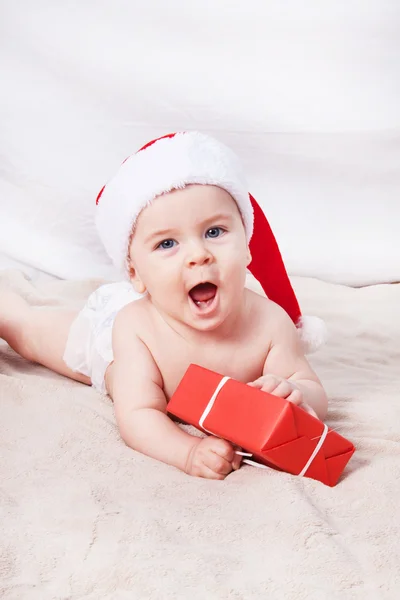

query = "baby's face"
128;185;251;331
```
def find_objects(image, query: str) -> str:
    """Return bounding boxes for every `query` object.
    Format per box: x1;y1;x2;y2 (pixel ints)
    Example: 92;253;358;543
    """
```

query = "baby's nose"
186;242;213;267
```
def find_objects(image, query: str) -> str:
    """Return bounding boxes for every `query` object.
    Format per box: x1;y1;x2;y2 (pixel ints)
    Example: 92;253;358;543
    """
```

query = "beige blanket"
1;269;399;600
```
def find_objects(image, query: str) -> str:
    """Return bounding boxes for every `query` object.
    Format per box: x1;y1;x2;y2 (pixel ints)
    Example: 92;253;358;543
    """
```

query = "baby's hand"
248;375;318;417
248;374;302;402
185;437;242;480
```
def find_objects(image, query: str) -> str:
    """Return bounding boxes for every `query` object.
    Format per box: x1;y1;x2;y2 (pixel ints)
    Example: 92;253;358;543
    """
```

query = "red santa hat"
96;131;326;353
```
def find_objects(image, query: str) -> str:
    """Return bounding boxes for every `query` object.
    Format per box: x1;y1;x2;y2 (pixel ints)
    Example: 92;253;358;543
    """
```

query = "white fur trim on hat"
96;132;253;277
298;316;328;354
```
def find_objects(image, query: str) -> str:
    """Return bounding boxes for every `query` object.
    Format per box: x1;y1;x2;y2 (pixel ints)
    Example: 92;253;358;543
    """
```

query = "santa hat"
96;131;326;353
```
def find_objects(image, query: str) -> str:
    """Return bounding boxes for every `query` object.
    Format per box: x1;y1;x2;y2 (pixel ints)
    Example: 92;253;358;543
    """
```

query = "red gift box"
167;364;355;486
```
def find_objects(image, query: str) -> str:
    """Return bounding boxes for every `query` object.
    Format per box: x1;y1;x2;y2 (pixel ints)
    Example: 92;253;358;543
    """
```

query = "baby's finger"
205;452;233;476
199;465;227;480
232;452;243;471
211;438;235;462
247;379;261;388
270;380;294;398
286;388;303;405
259;376;280;394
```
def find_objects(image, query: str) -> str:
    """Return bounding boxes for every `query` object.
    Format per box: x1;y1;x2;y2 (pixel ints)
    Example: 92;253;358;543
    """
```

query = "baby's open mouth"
188;282;218;309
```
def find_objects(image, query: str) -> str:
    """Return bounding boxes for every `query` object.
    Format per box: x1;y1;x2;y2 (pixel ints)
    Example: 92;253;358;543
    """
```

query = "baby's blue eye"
158;239;177;250
206;227;224;238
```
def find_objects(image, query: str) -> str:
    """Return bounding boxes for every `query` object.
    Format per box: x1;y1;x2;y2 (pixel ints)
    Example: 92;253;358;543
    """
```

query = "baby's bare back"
112;288;273;401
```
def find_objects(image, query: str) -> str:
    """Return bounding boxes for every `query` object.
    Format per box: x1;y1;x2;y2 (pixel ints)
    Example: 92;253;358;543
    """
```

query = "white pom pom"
298;316;327;354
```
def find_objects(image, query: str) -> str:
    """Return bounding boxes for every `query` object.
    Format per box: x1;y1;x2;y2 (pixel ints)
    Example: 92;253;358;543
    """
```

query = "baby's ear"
128;262;146;294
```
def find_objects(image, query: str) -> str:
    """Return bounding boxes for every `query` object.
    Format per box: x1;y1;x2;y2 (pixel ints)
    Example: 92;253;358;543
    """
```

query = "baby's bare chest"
142;327;269;401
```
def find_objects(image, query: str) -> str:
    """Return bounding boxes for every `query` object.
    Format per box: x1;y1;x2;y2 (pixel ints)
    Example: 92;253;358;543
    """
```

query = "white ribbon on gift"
198;375;329;477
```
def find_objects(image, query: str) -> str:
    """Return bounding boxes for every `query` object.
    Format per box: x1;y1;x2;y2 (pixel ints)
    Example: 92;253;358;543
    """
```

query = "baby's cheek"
227;258;248;282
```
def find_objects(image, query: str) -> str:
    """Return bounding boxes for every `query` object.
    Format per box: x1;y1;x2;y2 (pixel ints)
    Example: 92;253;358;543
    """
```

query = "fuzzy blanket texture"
0;269;399;600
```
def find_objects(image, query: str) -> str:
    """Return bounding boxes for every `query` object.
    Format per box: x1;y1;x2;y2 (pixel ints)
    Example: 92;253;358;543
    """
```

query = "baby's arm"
249;304;328;420
109;310;240;479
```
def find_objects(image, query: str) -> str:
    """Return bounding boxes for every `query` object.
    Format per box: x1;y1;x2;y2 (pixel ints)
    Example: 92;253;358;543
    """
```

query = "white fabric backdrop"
0;1;399;284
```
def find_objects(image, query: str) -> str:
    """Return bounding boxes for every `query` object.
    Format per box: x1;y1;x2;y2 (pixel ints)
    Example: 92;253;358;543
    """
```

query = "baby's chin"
185;315;227;333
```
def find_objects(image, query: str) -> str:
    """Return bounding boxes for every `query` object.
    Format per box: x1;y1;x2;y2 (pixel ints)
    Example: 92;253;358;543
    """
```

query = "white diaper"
63;281;142;393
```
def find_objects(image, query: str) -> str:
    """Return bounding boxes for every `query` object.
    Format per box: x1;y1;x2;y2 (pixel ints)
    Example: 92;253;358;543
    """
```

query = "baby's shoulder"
113;296;150;330
244;288;291;331
111;297;156;349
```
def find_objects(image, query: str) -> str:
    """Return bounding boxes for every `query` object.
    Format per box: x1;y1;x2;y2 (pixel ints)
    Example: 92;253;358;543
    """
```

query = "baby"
0;132;327;480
